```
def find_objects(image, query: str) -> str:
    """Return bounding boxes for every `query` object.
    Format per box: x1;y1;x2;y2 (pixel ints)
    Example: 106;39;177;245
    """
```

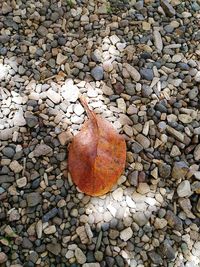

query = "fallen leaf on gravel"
68;96;126;196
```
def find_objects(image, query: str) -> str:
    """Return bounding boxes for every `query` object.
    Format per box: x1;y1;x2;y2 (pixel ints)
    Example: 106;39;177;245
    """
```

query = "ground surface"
0;0;200;266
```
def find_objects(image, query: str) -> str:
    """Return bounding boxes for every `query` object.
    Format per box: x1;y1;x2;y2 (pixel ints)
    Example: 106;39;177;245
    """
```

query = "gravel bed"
0;0;200;266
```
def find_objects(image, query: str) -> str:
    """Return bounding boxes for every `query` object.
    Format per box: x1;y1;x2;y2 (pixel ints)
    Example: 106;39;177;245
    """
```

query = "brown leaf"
68;96;126;196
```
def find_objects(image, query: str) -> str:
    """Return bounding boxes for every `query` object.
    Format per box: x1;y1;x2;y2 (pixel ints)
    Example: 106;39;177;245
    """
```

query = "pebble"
13;109;26;126
166;210;183;231
123;63;141;81
56;53;68;65
161;0;176;17
26;192;42;207
61;83;79;102
135;134;150;149
91;66;104;80
75;247;87;264
172;161;189;180
137;183;150;195
120;227;133;241
33;144;53;157
177;180;192;197
178;114;193;124
140;68;154;81
16;177;27;188
2;147;15;158
154;30;163;51
9;160;23;173
46;89;61;104
194;144;200;161
154;218;167;229
102;84;114;96
46;243;61;256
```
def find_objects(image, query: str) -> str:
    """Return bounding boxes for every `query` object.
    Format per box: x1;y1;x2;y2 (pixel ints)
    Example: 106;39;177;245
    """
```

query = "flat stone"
2;147;15;158
9;160;23;173
178;114;193;124
112;188;123;201
75;247;86;264
136;134;150;149
194;144;200;161
188;88;199;99
123;63;141;81
56;53;68;65
154;30;163;51
16;177;27;188
177;180;192;197
120;227;133;241
46;89;61;104
133;212;148;226
166;125;184;142
44;225;56;235
178;198;195;219
83;264;100;267
58;131;73;145
170;145;181;157
161;0;176;17
137;183;150;195
9;209;20;221
194;71;200;82
102;84;114;96
47;243;61;256
26;192;42;207
33;144;53;157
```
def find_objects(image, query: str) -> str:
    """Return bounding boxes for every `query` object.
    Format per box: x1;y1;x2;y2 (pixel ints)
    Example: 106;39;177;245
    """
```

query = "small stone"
58;131;73;145
2;147;15;158
172;161;189;180
56;53;68;65
153;30;163;51
102;84;114;96
33;144;53;157
25;112;38;128
13;109;26;126
0;252;8;264
142;21;151;31
91;66;104;81
197;198;200;213
2;3;12;14
9;160;23;173
75;45;85;57
161;0;176;17
61;83;79;102
188;88;199;99
194;71;200;82
44;225;56;235
94;251;103;262
117;98;126;113
120;227;133;241
148;250;163;265
83;264;100;267
140;68;154;81
170;145;181;157
172;54;183;62
137;183;150;195
154;218;167;229
141;85;153;97
36;220;42;239
16;177;27;188
37;25;48;36
133;212;148;226
178;198;195;219
103;61;113;72
46;89;61;104
160;240;175;260
76;226;89;244
165;210;183;231
194;144;200;161
177;180;192;197
26;192;42;207
9;208;20;221
112;188;123;201
47;243;61;256
136;134;150;149
166;126;184;142
178;114;193;124
42;208;58;222
128;171;138;186
123;63;141;81
87;88;98;98
75;247;86;264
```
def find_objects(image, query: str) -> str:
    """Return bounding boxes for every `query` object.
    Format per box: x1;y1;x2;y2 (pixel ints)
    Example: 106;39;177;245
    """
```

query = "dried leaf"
68;96;126;196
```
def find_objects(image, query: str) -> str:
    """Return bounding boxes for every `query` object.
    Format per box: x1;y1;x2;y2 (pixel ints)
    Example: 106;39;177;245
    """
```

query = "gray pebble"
91;66;104;80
